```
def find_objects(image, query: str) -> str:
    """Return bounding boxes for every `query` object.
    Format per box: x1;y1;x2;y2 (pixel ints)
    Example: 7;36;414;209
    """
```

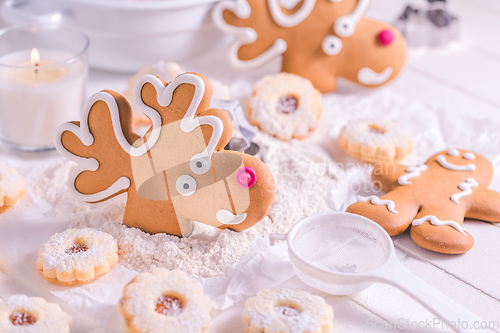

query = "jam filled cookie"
242;288;333;333
339;119;413;163
248;73;322;141
118;268;211;333
0;295;72;333
0;161;26;213
36;228;118;286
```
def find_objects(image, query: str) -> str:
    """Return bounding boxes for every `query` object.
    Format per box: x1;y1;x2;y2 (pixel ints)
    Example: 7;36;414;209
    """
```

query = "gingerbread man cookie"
347;149;500;254
212;0;407;92
56;73;275;237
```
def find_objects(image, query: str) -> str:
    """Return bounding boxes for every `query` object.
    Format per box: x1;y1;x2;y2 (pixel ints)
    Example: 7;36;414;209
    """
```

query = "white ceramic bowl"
2;0;225;72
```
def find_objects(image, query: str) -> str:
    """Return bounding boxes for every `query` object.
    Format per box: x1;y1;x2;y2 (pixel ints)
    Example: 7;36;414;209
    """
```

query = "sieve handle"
376;261;483;333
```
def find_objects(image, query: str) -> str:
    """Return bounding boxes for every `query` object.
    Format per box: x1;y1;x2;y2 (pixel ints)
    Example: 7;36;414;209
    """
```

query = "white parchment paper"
1;87;499;333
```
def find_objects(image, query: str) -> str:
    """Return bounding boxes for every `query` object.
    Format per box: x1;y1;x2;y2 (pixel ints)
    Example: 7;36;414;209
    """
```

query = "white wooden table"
1;0;500;332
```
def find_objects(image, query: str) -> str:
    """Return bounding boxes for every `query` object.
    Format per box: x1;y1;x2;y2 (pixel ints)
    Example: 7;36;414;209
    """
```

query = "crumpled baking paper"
1;88;499;332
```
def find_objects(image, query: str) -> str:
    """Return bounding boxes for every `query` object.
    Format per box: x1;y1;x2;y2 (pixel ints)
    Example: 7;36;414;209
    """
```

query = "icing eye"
463;152;475;160
447;148;459;156
322;36;343;56
334;18;355;37
190;155;210;175
176;175;196;196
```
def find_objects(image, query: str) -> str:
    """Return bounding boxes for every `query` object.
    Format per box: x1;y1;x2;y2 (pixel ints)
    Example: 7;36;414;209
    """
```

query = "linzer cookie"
55;72;275;237
118;268;211;333
242;287;333;333
0;161;26;213
248;73;322;141
338;119;413;163
212;0;407;92
347;149;500;254
36;228;118;285
0;295;72;333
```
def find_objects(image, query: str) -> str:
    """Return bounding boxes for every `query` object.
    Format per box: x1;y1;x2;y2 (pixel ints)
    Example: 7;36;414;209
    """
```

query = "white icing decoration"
436;155;476;172
54;90;166;202
412;215;467;236
279;0;301;10
212;0;288;70
268;0;316;28
357;195;398;214
447;148;459;156
334;0;369;37
216;210;247;225
176;175;197;197
398;164;428;185
451;178;478;205
330;0;342;2
463;152;475;160
56;73;222;203
143;74;224;175
322;35;343;56
357;67;394;85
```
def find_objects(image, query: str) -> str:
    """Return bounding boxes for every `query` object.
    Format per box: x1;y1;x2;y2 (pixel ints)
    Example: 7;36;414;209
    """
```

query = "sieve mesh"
292;224;388;274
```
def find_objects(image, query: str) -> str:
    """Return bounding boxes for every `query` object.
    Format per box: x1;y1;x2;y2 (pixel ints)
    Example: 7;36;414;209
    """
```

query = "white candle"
0;48;87;150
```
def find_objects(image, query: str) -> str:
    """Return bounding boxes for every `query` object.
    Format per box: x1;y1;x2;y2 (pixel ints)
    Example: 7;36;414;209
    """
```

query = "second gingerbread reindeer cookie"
347;149;500;254
212;0;407;92
55;73;275;237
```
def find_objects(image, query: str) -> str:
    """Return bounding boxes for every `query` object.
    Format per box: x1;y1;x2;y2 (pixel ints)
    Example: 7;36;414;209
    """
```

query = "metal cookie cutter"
210;98;261;160
396;0;459;47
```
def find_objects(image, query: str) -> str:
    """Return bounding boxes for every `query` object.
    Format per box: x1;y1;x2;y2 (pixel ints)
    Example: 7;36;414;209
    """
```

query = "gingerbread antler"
56;73;275;237
213;0;407;92
55;90;153;203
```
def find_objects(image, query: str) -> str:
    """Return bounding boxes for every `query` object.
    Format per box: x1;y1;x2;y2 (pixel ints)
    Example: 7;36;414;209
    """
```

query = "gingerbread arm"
56;90;142;203
212;0;288;70
371;162;408;193
464;187;500;223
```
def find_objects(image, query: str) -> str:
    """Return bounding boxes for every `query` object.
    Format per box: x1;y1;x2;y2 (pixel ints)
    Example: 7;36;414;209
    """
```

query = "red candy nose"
235;167;257;188
378;29;394;46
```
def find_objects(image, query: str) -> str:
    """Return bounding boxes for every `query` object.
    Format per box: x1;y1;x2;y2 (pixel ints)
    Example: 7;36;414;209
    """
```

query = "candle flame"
31;48;40;66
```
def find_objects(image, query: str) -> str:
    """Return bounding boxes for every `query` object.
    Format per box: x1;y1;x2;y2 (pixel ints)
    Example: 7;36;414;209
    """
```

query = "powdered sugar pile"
28;133;343;278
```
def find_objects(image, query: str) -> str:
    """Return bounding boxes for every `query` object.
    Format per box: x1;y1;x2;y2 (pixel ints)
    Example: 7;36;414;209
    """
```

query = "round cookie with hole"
338;119;413;163
117;268;211;333
36;228;118;286
0;294;72;333
248;73;322;141
242;287;333;333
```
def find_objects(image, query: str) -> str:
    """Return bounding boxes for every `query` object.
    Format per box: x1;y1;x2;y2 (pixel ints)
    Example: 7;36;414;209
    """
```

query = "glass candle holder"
0;22;89;152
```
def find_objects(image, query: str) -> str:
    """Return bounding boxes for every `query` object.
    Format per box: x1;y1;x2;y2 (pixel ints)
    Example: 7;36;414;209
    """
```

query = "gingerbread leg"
410;207;474;254
346;189;418;236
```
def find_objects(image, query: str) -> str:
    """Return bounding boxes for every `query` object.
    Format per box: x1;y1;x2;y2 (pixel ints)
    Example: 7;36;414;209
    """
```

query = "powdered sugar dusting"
29;134;342;277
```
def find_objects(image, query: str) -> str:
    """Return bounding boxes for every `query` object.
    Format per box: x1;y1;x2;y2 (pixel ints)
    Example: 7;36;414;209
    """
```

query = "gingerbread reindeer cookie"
347;149;500;254
212;0;407;92
56;73;275;237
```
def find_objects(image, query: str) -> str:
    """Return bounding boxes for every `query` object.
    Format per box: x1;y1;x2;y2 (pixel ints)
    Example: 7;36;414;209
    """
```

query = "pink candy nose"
235;167;257;189
377;29;394;46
